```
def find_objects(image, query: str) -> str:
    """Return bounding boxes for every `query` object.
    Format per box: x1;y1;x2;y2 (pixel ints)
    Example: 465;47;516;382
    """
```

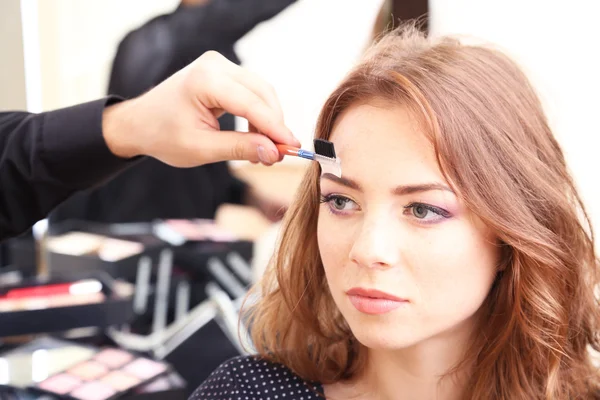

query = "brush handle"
275;144;314;160
275;144;299;156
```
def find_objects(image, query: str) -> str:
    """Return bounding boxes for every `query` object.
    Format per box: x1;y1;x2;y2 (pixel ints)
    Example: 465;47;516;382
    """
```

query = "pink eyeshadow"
71;381;116;400
38;373;81;394
94;348;134;368
68;361;109;381
123;358;167;379
137;375;171;392
101;371;140;391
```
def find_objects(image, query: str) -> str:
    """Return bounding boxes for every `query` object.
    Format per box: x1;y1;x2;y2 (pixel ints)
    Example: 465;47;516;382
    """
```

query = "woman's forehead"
327;102;443;187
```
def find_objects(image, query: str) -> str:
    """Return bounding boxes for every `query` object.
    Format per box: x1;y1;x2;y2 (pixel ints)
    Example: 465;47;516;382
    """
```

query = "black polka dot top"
189;355;324;400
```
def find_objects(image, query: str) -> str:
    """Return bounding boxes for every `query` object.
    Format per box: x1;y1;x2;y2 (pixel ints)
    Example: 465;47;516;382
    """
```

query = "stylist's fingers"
216;57;284;122
248;122;284;161
206;79;298;147
190;51;299;147
231;64;284;119
194;130;281;165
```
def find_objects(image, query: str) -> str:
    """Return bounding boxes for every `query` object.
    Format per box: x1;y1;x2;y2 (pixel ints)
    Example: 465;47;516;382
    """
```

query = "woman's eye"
320;194;358;214
412;204;429;219
404;202;451;223
332;197;348;210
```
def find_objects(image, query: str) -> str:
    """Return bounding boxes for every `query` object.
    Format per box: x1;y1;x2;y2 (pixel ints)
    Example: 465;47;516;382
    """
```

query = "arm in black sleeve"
195;0;298;42
0;97;135;241
228;174;249;205
108;21;174;99
227;0;297;40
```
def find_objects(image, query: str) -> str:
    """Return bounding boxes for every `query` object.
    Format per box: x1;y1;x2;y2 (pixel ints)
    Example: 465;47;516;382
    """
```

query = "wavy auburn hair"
246;25;600;398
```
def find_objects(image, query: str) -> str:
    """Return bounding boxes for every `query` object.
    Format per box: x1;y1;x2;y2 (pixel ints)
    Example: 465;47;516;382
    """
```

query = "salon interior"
0;0;598;399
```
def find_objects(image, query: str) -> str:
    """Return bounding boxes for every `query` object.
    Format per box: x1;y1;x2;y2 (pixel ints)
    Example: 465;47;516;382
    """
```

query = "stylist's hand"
102;51;299;166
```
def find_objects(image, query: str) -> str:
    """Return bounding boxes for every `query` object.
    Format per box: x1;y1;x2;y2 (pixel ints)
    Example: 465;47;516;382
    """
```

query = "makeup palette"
46;221;166;281
131;371;187;399
0;337;98;389
33;348;168;400
0;279;105;312
47;232;144;262
154;219;237;245
0;272;134;337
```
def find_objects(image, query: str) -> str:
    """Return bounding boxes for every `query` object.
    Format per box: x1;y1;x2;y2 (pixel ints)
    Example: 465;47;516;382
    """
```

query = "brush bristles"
313;139;336;158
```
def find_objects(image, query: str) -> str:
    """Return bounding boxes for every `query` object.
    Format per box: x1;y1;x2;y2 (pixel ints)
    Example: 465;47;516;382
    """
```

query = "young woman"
190;25;600;399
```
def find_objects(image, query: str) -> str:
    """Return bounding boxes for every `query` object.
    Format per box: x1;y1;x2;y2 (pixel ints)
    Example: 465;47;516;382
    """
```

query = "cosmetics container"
31;347;170;400
46;221;166;281
0;272;134;337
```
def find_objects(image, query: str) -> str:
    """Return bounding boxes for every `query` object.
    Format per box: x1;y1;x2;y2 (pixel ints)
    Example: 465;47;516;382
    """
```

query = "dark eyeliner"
404;202;452;218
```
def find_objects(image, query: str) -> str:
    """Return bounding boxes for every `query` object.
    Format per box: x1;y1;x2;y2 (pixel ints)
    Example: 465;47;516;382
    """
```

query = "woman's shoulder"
189;355;323;400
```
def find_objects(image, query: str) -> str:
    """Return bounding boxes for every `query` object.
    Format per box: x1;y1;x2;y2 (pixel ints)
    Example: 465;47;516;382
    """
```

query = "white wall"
32;0;179;111
26;0;598;233
234;0;385;150
0;0;27;110
429;0;600;238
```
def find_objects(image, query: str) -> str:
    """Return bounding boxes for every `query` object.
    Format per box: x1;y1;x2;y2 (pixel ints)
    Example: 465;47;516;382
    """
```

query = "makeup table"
0;163;307;399
0;337;187;400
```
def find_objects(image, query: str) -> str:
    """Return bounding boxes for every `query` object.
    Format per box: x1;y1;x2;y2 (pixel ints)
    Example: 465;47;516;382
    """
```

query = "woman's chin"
349;324;422;351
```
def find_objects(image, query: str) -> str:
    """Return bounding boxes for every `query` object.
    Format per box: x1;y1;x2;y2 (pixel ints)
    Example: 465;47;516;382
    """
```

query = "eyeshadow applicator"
276;139;342;177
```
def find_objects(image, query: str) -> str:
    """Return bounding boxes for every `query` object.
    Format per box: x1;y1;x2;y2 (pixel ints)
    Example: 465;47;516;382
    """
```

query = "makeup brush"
313;139;336;159
276;139;342;177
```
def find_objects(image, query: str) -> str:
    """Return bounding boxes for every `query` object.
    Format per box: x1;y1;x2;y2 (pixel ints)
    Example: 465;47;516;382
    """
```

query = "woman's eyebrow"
320;173;454;195
321;173;362;191
392;183;454;195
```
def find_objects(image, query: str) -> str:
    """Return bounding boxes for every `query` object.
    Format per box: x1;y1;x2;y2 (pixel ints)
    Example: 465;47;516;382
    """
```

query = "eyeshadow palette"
0;337;98;389
32;348;169;400
154;219;238;245
129;371;188;400
46;232;144;262
46;220;167;281
0;272;134;337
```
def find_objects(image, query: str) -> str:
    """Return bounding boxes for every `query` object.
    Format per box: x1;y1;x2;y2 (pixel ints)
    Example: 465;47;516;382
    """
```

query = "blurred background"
2;0;598;221
0;1;599;398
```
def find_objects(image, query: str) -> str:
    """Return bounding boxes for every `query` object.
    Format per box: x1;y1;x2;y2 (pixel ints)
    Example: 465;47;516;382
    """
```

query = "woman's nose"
348;212;401;269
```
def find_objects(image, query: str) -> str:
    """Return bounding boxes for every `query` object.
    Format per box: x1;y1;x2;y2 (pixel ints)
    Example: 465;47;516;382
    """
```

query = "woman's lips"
346;288;408;315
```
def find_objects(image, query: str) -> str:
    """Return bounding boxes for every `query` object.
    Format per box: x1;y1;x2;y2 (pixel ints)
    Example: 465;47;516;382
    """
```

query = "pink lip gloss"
346;288;409;315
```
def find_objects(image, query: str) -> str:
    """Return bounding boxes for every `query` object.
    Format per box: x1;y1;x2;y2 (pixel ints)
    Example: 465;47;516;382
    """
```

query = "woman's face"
317;101;500;351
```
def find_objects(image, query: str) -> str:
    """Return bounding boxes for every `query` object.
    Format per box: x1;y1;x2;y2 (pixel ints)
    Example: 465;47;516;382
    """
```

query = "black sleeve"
107;20;174;99
201;0;297;42
0;97;135;241
228;174;249;205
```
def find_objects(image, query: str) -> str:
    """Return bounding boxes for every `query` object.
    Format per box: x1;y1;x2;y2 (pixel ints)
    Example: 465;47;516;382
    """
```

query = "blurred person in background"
0;50;299;241
50;0;296;226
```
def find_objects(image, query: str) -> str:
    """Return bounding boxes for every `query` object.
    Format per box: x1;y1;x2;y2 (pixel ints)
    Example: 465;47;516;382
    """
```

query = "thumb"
197;131;283;165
